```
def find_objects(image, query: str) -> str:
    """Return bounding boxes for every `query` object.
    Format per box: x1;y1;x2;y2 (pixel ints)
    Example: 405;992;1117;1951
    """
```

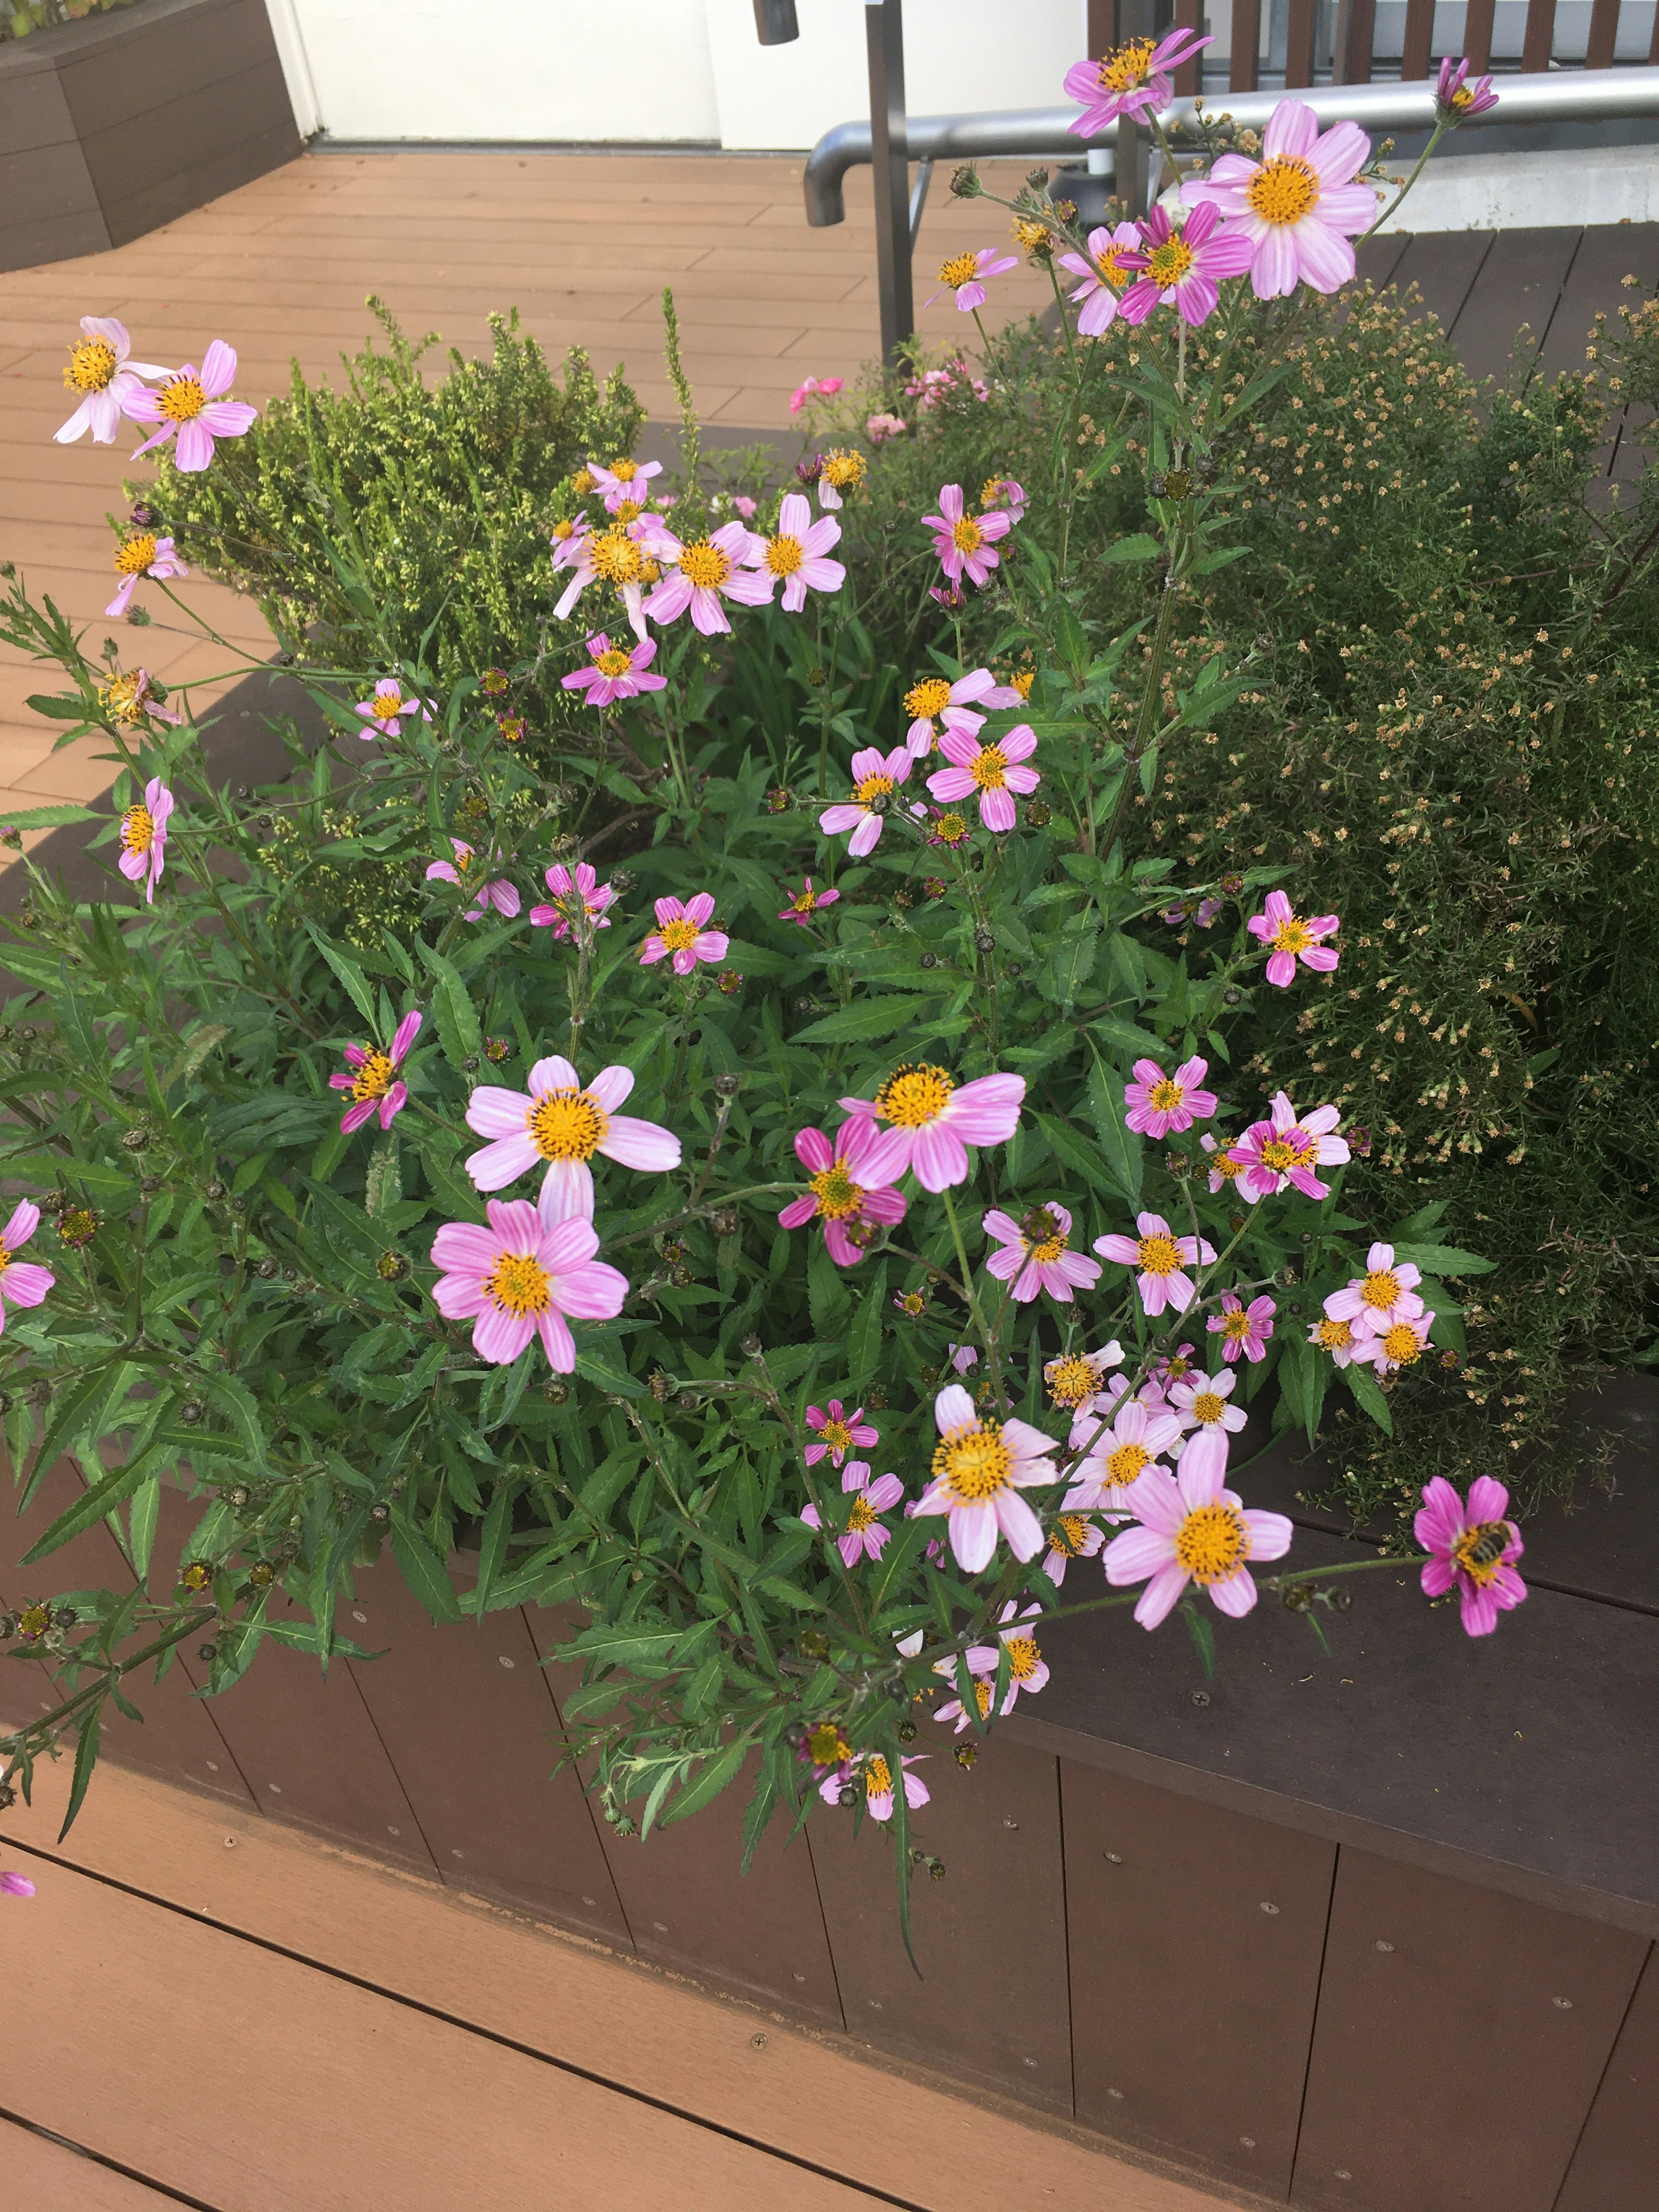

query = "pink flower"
1066;1396;1184;1516
1182;99;1376;301
982;1201;1101;1304
963;1601;1051;1703
981;476;1027;519
1308;1313;1364;1367
779;1116;908;1266
1042;1510;1105;1586
731;495;758;520
1093;1211;1215;1316
913;1382;1060;1573
126;341;257;471
929;582;966;612
922;482;1014;590
588;457;663;513
639;893;728;976
758;492;844;613
426;839;519;922
1247;888;1340;987
464;1052;680;1218
865;411;907;444
1119;201;1254;328
778;875;841;927
1056;223;1141;335
1322;1242;1426;1340
530;861;614;939
354;676;432;739
644;521;772;637
1064;29;1211;131
1042;1339;1125;1420
561;630;667;708
548;514;591;572
789;375;845;414
118;776;173;903
106;531;186;617
819;744;912;858
1228;1090;1349;1202
1105;1428;1292;1629
838;1065;1024;1194
1162;895;1223;929
329;1009;423;1135
1201;1131;1246;1197
553;517;662;642
1208;1292;1276;1365
820;1751;927;1820
926;718;1039;834
1415;1476;1526;1637
54;317;170;445
802;1460;905;1566
1168;1368;1249;1442
1355;1312;1436;1376
804;1399;879;1469
1437;57;1499;121
928;247;1018;312
430;1188;627;1371
1150;1342;1199;1393
1124;1055;1218;1139
1;1868;36;1898
903;667;1022;761
0;1201;55;1332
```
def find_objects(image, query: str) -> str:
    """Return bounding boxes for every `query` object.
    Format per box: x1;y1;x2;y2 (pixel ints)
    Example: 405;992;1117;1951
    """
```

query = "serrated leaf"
846;1260;887;1388
1388;1242;1495;1278
415;940;483;1072
59;1710;102;1842
1101;533;1160;563
305;926;380;1031
1084;1051;1144;1207
390;1519;464;1624
791;995;941;1045
1343;1360;1394;1435
657;1738;749;1829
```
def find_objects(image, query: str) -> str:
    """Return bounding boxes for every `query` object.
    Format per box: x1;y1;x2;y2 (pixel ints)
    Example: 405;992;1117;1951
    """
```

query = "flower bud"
179;1402;203;1426
718;970;743;994
950;164;982;198
198;1643;219;1662
369;1502;391;1523
741;1335;763;1358
712;1208;739;1237
130;502;159;528
954;1742;977;1769
919;952;938;970
543;1380;569;1404
121;1126;152;1152
610;869;636;893
669;1264;694;1288
923;877;946;899
1224;987;1243;1006
973;928;995;954
796;454;824;485
713;1071;741;1097
205;1180;226;1200
1026;800;1051;828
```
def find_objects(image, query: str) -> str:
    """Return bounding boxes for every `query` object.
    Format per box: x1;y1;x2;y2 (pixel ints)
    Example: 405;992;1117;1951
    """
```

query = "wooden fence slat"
1401;0;1437;79
1334;0;1377;83
1522;0;1559;71
1464;0;1497;71
1086;0;1117;52
1230;0;1260;91
1174;0;1204;93
1586;0;1621;67
1285;0;1317;86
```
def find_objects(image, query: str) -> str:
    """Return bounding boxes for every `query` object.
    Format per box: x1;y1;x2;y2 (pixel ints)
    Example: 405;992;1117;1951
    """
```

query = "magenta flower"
1201;1130;1246;1196
1415;1476;1526;1637
1183;99;1376;300
561;630;667;708
981;476;1027;519
464;1052;680;1218
1124;1055;1218;1139
330;1009;423;1135
1093;1210;1215;1316
530;861;614;940
1066;1397;1184;1516
639;893;728;976
54;316;168;445
802;1460;905;1566
126;341;257;471
1042;1510;1105;1586
426;839;519;922
106;531;186;618
789;374;844;414
778;1116;908;1266
1228;1090;1348;1202
928;247;1019;312
643;521;772;637
1120;202;1253;328
778;875;841;928
913;1381;1060;1574
1105;1427;1293;1630
355;676;432;739
1322;1242;1426;1340
819;744;912;858
1208;1292;1276;1365
118;776;173;903
1356;1312;1436;1376
922;483;1014;590
839;1065;1024;1194
929;582;966;611
1437;57;1499;121
1;1868;36;1898
1247;888;1340;986
865;411;907;444
1065;29;1211;132
805;1399;879;1469
1161;894;1223;929
1168;1368;1249;1443
982;1201;1101;1305
588;457;662;513
903;667;1022;760
820;1751;928;1820
926;718;1039;835
0;1201;55;1332
758;492;845;613
430;1189;627;1370
1056;223;1141;335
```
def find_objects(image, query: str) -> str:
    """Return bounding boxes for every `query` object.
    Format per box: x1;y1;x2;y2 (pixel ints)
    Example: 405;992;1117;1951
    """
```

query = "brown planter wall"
0;0;301;276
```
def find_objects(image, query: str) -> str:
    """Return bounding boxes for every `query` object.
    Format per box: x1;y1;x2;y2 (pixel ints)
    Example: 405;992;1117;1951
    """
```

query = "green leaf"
305;926;380;1031
561;1624;681;1669
21;1451;156;1565
59;1710;102;1842
415;940;483;1072
657;1738;749;1829
0;801;99;828
1387;1242;1495;1278
1181;1599;1216;1681
164;1023;230;1091
1101;533;1160;564
390;1519;464;1624
25;693;95;722
472;1478;520;1619
1084;1051;1144;1207
845;1260;887;1388
574;1345;645;1398
1343;1360;1394;1436
791;996;941;1045
128;1475;162;1580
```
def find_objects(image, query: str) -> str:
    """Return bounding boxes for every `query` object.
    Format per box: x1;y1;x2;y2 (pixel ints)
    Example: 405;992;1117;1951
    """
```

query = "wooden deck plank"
1448;227;1586;385
0;2115;197;2210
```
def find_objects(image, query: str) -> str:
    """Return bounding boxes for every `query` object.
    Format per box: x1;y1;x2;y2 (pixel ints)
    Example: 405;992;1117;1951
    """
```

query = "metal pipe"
908;155;934;248
804;63;1659;227
752;0;799;44
866;0;913;362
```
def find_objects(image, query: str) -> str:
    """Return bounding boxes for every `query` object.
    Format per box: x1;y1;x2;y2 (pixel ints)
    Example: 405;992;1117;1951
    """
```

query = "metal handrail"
804;62;1659;228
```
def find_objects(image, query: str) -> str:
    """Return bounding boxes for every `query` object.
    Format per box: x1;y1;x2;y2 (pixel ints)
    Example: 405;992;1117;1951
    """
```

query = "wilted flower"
778;875;841;926
865;411;907;444
1042;1510;1105;1586
820;1751;928;1820
929;247;1019;312
817;448;867;510
101;668;181;730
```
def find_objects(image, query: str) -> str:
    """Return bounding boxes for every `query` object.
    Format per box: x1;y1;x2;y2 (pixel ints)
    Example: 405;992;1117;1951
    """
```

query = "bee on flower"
820;1751;928;1820
1416;1477;1526;1637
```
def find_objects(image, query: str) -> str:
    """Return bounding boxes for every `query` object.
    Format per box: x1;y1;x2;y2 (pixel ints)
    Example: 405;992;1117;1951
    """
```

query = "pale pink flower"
54;317;169;445
1042;1510;1105;1586
922;482;1014;590
1228;1090;1349;1202
982;1201;1101;1304
1104;1428;1293;1630
548;513;591;572
126;341;257;471
778;1117;909;1267
1124;1055;1218;1139
802;1461;905;1566
819;744;912;858
0;1201;54;1332
778;875;841;927
1201;1130;1246;1197
865;411;907;444
1168;1368;1249;1442
1042;1339;1125;1421
561;630;667;708
1056;223;1141;335
1354;1312;1436;1376
928;247;1018;311
1183;99;1376;300
330;1009;423;1135
838;1065;1024;1194
731;495;758;520
0;1868;36;1898
804;1399;879;1469
820;1751;927;1820
1065;1396;1184;1517
1322;1242;1426;1339
1416;1476;1526;1638
1093;1210;1215;1316
588;457;663;513
962;1601;1050;1703
758;491;845;613
464;1052;680;1218
789;374;845;414
430;1188;627;1371
1064;29;1211;132
553;517;661;642
925;718;1039;834
118;776;173;903
106;531;186;617
639;892;728;976
426;839;519;922
1208;1291;1276;1365
981;476;1027;519
1119;202;1253;328
913;1382;1060;1573
901;667;1022;760
1308;1313;1364;1367
644;521;772;637
530;861;614;939
1247;887;1340;987
355;676;432;739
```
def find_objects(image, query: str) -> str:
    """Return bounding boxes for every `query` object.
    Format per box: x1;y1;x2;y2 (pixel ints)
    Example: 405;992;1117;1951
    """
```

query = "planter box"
3;1385;1656;2210
0;0;301;275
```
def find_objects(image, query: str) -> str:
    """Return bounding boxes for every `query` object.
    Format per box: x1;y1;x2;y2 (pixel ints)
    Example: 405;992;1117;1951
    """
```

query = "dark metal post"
752;0;799;44
865;0;913;364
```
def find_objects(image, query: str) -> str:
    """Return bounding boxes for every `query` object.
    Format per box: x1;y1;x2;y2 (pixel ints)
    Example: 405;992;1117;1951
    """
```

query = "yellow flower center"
551;517;578;540
1381;1322;1424;1366
64;335;118;392
897;1290;927;1317
933;1420;1012;1503
1221;1309;1253;1341
766;534;805;576
527;1088;609;1162
1192;1390;1227;1424
1451;1520;1511;1586
1106;1440;1150;1487
17;1602;52;1637
103;673;149;725
1452;84;1475;110
973;1679;995;1719
933;811;970;843
1360;1269;1403;1310
115;534;157;577
678;540;731;590
1135;1233;1182;1275
1031;1233;1067;1263
1049;1512;1090;1556
823;450;865;489
368;688;407;718
1013;217;1052;251
905;677;953;721
969;742;1008;792
1246;155;1321;227
1148;1078;1184;1112
1315;1316;1354;1351
1210;1149;1244;1181
483;1251;550;1319
351;1050;394;1103
608;458;639;482
613;499;645;525
57;1207;99;1247
1144;237;1197;288
593;647;633;677
1010;670;1035;699
1005;1634;1041;1681
570;469;596;495
1099;36;1155;91
1166;1355;1192;1381
157;374;208;423
807;1722;852;1765
590;531;643;585
121;804;155;856
1095;246;1134;289
952;515;985;554
876;1063;954;1129
846;1494;877;1534
1259;1139;1298;1171
809;1163;864;1221
819;1417;854;1455
1047;1356;1101;1408
658;917;699;953
1175;1501;1250;1583
854;770;896;807
1271;916;1314;954
980;477;1009;509
791;889;818;916
939;250;981;288
864;1753;893;1797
